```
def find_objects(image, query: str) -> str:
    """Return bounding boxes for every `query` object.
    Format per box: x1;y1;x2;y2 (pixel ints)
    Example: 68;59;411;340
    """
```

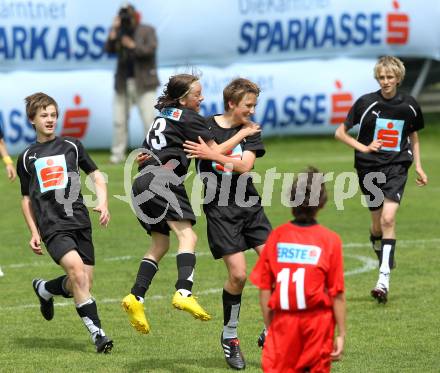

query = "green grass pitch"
1;123;439;372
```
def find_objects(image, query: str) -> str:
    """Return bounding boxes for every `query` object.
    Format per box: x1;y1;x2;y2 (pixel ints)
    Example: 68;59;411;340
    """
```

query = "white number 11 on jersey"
277;267;306;310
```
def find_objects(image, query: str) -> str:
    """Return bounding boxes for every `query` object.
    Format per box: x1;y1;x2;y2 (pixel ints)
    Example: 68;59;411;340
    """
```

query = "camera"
118;6;135;37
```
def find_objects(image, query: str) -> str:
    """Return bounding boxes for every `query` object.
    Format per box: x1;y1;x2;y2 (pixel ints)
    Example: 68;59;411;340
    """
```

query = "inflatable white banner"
0;58;379;155
0;0;439;71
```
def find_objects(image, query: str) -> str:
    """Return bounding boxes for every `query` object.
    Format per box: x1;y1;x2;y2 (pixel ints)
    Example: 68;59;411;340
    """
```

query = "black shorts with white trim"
357;163;409;211
204;203;271;259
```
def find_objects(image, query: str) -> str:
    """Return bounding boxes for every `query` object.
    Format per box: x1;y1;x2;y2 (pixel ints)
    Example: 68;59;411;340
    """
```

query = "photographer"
105;4;159;164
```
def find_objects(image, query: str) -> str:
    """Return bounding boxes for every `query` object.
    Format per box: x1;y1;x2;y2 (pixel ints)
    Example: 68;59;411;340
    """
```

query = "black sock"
380;239;396;271
76;298;102;340
131;258;158;299
223;289;242;339
45;275;72;298
175;252;195;294
370;233;382;261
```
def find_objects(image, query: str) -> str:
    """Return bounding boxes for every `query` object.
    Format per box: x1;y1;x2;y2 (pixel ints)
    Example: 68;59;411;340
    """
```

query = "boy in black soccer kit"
16;93;113;353
335;56;428;303
184;78;272;370
123;74;259;335
0;126;17;277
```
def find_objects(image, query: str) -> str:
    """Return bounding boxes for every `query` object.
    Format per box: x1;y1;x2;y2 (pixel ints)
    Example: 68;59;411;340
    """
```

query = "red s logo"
215;149;242;173
378;122;399;148
60;95;90;139
387;0;409;45
40;159;65;188
330;80;353;125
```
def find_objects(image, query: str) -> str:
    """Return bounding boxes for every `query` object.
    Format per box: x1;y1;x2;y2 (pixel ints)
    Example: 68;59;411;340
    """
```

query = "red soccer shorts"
262;308;335;373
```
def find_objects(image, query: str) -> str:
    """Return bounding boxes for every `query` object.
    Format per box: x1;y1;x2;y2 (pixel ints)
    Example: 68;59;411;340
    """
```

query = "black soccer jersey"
16;137;97;240
196;115;265;206
344;90;424;170
140;107;214;177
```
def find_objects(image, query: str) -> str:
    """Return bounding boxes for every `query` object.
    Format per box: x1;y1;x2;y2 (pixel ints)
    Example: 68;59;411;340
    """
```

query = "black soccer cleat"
371;286;388;304
257;328;266;348
32;279;54;321
95;334;113;354
221;333;246;370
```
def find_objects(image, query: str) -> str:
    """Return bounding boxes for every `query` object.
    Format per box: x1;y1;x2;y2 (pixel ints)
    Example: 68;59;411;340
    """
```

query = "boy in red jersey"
250;167;346;372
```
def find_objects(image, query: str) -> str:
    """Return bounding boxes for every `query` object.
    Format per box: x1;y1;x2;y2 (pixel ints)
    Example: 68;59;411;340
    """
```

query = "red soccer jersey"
250;222;344;312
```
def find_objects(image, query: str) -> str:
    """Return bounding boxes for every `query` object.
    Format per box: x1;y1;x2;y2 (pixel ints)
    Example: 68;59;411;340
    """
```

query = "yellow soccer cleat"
121;294;151;334
172;291;211;321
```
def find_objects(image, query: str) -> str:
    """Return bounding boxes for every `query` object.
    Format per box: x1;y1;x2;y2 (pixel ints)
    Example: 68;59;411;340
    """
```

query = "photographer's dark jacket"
105;24;160;94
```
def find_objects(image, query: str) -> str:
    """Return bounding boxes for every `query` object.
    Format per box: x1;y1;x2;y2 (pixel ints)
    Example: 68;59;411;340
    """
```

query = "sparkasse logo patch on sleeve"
161;108;183;121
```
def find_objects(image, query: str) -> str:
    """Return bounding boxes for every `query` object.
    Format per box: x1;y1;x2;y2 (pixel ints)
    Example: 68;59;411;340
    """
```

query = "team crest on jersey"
277;243;322;265
212;144;242;174
34;155;68;193
374;118;404;152
161;108;183;121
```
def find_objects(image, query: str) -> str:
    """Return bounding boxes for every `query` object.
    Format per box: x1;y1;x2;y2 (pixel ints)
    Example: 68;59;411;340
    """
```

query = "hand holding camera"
118;6;136;38
109;5;136;46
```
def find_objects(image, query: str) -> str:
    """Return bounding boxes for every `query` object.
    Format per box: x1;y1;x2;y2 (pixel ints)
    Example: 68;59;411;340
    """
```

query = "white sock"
91;328;105;343
177;289;192;297
380;244;392;274
37;280;53;301
223;303;241;339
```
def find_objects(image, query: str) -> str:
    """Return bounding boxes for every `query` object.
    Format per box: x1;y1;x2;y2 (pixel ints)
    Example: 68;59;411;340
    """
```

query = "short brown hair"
25;92;59;121
374;56;406;84
223;78;260;112
290;167;327;223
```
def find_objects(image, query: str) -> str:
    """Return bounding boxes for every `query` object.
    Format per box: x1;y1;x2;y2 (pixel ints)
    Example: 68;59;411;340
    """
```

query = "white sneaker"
0;266;4;277
371;272;389;304
371;285;388;304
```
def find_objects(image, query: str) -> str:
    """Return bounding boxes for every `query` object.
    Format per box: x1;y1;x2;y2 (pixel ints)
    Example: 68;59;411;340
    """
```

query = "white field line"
0;253;374;312
3;238;440;269
1;238;438;311
344;254;376;276
0;255;371;312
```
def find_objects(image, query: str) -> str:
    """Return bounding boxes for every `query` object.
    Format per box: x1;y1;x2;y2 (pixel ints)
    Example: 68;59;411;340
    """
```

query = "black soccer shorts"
44;228;95;265
132;170;196;236
357;163;409;211
204;203;272;259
